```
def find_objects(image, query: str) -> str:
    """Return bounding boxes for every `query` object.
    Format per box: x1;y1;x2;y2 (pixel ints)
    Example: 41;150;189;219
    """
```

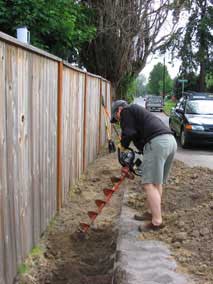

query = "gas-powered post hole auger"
76;147;143;239
117;147;143;177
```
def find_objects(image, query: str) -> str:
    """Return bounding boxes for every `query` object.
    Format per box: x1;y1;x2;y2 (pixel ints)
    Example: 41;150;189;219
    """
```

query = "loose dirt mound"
127;159;213;284
18;151;213;284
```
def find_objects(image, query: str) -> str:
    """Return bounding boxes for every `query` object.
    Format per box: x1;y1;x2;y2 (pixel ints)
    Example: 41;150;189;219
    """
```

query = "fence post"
57;61;63;211
83;73;87;172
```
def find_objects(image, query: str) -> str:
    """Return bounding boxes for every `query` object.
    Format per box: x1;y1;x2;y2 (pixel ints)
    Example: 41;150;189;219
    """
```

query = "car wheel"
180;128;190;148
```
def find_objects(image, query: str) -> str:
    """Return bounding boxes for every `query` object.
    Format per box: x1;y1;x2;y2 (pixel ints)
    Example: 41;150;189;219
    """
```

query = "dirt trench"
18;148;213;284
18;150;122;284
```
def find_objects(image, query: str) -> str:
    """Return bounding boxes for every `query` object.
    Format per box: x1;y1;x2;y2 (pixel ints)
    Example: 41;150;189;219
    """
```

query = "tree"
126;74;147;101
206;74;213;92
147;63;173;96
135;75;147;97
0;0;96;60
79;0;181;98
167;0;213;91
173;72;199;98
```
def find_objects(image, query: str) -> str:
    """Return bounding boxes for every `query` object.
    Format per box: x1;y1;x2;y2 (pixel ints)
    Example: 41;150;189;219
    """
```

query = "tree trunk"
199;62;206;91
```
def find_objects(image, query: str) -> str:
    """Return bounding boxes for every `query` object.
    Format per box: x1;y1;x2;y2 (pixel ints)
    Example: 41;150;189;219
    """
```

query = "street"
134;97;213;169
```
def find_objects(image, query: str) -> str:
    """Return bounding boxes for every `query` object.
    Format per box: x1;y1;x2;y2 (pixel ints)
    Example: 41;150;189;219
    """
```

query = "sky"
140;7;189;82
140;53;181;82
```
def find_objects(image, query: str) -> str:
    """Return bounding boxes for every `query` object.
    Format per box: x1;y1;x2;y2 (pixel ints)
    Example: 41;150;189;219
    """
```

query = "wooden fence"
0;31;111;284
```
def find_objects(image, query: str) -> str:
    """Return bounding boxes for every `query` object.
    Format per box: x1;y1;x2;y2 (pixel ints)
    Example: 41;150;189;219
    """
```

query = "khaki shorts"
142;134;177;184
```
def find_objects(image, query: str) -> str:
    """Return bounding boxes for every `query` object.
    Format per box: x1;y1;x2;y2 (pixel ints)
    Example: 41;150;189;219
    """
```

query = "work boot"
138;222;165;232
134;212;152;221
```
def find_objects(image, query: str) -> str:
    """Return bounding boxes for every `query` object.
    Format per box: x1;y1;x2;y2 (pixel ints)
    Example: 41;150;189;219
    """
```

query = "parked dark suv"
169;91;213;148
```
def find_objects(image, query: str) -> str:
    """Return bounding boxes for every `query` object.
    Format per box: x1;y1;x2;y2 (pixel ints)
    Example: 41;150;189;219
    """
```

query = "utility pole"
163;56;166;100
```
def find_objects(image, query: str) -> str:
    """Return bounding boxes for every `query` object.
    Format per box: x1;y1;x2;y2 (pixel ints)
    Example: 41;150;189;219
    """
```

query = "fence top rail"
0;31;110;83
63;61;109;82
0;31;62;62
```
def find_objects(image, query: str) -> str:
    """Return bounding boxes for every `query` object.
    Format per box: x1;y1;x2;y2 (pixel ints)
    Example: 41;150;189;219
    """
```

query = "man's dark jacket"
120;104;172;151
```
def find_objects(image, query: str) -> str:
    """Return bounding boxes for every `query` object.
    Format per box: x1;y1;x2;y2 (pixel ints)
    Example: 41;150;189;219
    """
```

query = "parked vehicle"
169;91;213;148
145;95;163;112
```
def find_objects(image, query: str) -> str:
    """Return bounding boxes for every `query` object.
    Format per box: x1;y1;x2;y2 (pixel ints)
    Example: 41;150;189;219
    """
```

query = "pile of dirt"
18;150;213;284
127;159;213;284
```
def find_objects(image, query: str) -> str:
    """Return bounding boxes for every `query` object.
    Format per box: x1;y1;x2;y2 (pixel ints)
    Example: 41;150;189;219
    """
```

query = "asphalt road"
134;97;213;169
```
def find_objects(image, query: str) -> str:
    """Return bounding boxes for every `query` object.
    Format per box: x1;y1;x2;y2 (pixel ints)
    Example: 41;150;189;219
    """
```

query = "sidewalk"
113;188;195;284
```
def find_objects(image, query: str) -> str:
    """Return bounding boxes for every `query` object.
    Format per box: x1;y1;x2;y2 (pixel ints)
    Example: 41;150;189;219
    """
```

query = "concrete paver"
113;189;194;284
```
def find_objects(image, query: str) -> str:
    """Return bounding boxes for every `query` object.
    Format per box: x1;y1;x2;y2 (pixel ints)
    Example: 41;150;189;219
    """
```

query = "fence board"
31;53;41;244
17;48;33;258
85;76;100;167
61;68;85;200
62;67;71;200
101;81;107;146
5;44;22;270
0;41;7;284
77;73;85;178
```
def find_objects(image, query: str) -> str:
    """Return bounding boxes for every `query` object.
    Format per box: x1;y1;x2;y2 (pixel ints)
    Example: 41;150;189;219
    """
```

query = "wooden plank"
45;58;50;222
39;56;45;232
98;79;102;152
107;83;112;140
67;69;72;194
80;73;85;175
31;53;41;244
73;71;79;184
17;48;33;259
100;81;106;146
77;73;85;177
83;73;87;171
52;63;57;215
0;40;7;284
61;66;71;201
5;44;21;282
50;61;58;216
68;70;73;188
43;58;48;228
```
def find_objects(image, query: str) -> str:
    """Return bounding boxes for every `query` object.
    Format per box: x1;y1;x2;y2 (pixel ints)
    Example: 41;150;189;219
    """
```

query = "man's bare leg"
155;184;163;197
143;183;162;226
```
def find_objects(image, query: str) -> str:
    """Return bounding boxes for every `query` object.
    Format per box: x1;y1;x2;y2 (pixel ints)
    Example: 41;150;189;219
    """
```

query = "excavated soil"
128;159;213;284
18;148;213;284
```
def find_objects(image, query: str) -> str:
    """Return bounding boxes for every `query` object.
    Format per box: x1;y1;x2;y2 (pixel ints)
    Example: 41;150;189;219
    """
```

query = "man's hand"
117;143;126;152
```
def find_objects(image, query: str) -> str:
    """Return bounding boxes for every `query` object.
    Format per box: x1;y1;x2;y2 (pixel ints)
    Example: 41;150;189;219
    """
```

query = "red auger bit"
78;166;134;236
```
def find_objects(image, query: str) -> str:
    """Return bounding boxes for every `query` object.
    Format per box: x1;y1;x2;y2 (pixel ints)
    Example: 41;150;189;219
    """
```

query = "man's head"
110;100;128;123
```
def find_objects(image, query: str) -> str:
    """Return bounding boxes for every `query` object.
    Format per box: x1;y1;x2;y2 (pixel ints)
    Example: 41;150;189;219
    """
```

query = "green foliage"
126;79;137;102
173;72;199;98
206;74;213;92
147;63;173;96
18;263;29;275
163;99;176;116
117;73;136;102
125;74;147;101
0;0;96;60
167;0;213;91
31;246;43;257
